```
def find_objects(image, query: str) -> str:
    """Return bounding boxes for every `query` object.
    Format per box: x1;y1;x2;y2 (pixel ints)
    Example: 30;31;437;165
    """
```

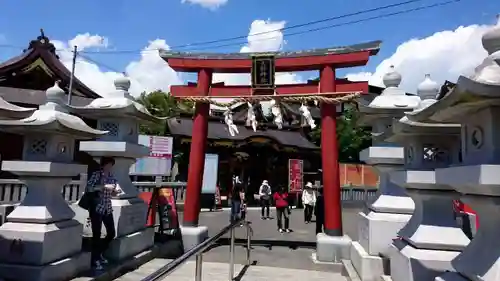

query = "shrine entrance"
160;41;381;237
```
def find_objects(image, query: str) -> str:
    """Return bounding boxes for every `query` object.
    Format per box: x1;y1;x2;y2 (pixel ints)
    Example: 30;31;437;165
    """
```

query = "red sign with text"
288;159;303;193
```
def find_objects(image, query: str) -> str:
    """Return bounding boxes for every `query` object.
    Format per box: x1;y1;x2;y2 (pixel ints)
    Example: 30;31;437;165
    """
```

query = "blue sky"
0;0;499;96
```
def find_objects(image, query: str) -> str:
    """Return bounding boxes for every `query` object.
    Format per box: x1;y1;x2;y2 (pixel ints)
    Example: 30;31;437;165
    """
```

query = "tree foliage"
309;105;371;163
135;90;193;136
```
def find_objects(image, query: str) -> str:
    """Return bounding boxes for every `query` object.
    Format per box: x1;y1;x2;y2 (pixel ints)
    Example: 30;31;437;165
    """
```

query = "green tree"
135;90;193;136
309;104;371;162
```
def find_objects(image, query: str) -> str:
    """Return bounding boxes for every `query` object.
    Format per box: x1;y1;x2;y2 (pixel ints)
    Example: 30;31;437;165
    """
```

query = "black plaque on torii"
251;54;275;95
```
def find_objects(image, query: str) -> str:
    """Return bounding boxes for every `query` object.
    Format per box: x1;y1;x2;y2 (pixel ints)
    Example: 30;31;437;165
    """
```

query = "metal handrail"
141;217;253;281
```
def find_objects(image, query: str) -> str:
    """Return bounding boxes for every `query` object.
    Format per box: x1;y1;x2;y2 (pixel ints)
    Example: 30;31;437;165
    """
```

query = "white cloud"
52;35;182;97
214;19;302;86
346;22;496;93
181;0;228;10
210;19;304;111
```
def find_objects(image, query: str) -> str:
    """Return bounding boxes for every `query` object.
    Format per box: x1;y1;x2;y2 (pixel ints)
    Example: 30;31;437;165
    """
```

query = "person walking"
259;180;272;220
230;182;243;223
240;198;247;227
274;186;291;233
314;187;325;234
302;182;317;224
86;157;122;270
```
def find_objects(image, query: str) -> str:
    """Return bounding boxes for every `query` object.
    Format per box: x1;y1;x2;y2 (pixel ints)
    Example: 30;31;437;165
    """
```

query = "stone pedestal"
316;233;352;263
434;165;500;281
352;147;413;280
359;147;414;255
388;175;469;281
181;226;209;252
0;163;90;281
435;194;500;281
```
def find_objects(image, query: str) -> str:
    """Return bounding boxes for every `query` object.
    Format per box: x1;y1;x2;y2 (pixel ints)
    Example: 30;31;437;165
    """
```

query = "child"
240;199;247;227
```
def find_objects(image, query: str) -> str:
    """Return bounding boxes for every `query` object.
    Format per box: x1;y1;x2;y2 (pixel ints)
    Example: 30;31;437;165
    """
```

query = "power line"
0;44;23;50
77;53;143;88
181;0;461;52
78;53;123;73
79;0;433;54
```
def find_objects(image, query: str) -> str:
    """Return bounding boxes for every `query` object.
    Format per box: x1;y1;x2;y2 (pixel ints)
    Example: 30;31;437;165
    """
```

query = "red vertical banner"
288;159;303;193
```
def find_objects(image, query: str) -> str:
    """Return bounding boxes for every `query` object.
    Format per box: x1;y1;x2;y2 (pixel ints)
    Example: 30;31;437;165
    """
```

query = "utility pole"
67;45;78;105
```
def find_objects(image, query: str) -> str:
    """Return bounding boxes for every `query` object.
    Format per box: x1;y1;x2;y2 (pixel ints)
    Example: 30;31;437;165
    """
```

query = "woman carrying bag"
78;157;122;270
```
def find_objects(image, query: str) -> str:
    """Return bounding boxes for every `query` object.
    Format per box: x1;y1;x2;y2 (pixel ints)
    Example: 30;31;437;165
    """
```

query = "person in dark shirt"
230;183;243;223
314;187;325;234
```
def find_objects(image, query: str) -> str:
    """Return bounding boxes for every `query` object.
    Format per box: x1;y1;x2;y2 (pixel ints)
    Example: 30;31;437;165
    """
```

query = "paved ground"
185;205;363;244
115;259;348;281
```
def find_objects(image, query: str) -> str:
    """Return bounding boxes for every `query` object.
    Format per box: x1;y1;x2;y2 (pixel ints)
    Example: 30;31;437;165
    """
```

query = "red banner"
288;159;303;193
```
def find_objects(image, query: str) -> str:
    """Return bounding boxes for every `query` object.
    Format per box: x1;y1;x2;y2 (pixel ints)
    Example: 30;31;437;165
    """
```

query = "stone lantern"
351;66;420;280
387;74;470;281
0;82;107;281
416;20;500;281
70;76;162;262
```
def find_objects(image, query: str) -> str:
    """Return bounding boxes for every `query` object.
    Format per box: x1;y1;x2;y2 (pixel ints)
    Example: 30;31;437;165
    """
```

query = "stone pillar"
0;82;106;281
388;74;470;281
350;67;420;280
315;65;352;263
181;69;211;251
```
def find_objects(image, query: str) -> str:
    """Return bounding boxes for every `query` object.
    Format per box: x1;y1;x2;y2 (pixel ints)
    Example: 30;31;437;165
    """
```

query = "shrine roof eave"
0;86;94;107
0;45;101;99
159;40;381;73
167;117;318;150
413;76;500;124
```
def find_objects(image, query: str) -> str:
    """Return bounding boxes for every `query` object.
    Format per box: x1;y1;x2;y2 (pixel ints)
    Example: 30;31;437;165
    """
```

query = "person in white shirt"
259;180;272;219
302;182;317;224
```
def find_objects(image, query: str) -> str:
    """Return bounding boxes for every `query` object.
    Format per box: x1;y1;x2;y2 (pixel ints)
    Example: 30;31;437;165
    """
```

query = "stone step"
114;259;349;281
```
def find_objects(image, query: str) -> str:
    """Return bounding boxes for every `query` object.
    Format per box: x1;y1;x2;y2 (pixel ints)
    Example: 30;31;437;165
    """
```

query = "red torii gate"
160;41;381;237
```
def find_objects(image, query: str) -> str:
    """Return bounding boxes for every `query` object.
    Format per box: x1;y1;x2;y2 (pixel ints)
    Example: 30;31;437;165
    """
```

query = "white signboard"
129;135;173;176
201;154;219;194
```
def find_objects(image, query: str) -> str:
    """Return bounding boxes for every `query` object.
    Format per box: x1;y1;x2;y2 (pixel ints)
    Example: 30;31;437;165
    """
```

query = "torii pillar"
181;69;212;251
315;65;351;263
319;65;343;236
